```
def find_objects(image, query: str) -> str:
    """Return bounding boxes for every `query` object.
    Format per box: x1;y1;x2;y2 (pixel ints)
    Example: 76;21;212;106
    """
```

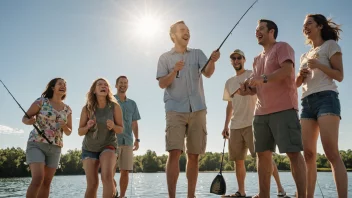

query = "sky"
1;0;351;156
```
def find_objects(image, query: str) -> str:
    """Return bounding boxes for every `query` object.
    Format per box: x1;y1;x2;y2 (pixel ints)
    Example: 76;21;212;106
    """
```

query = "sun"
133;14;162;39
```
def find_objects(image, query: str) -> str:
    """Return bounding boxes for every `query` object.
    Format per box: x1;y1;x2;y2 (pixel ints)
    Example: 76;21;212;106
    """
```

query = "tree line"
1;147;352;177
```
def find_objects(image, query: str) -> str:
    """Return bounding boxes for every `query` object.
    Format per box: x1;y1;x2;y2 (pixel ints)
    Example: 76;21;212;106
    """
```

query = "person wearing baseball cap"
222;49;286;197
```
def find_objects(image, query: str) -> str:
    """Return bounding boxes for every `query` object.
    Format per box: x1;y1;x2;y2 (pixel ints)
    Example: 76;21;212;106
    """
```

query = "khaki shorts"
165;110;207;154
117;146;133;171
228;126;255;161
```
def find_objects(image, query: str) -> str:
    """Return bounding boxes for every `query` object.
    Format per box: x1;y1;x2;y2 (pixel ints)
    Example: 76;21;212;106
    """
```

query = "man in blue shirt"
113;76;141;198
156;20;220;198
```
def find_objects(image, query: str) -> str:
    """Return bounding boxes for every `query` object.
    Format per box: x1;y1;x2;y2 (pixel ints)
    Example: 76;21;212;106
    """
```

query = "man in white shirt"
222;49;286;197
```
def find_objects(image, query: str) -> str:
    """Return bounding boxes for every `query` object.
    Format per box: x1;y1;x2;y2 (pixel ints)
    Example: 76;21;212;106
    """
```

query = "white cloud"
0;125;24;134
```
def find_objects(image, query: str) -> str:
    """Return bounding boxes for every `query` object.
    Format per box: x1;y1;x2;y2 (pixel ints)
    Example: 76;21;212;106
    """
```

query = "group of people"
23;76;140;198
21;12;346;198
156;13;346;198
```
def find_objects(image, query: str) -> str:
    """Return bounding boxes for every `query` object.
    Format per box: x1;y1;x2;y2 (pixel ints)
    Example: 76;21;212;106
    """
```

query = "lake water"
0;172;351;197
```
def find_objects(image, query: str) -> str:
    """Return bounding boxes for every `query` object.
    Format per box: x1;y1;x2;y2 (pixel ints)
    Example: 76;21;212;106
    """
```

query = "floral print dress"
27;97;72;147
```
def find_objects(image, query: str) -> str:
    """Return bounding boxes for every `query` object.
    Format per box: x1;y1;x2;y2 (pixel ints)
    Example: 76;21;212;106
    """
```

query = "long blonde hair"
85;78;117;118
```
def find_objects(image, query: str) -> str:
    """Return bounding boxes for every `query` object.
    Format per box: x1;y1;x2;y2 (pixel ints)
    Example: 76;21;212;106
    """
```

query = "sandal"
277;191;286;197
222;191;246;197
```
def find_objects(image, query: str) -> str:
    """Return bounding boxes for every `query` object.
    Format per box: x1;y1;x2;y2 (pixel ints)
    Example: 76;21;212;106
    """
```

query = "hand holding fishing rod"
209;1;258;195
174;60;185;78
0;80;53;144
23;116;37;125
201;0;259;72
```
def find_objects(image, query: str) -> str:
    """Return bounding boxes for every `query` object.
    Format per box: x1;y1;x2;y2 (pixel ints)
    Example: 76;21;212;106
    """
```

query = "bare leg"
235;160;246;196
286;152;307;198
166;150;181;198
301;119;319;198
119;170;129;197
319;116;348;198
257;151;273;198
100;151;117;198
37;166;56;198
26;163;45;198
186;153;199;198
271;160;285;194
83;159;99;198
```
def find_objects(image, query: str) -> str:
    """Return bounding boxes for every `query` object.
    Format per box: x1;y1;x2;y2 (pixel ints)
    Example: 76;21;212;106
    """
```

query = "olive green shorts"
253;109;303;153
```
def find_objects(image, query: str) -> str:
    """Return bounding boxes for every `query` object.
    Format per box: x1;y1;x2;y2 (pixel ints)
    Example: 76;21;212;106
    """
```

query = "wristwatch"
261;74;268;83
135;138;140;142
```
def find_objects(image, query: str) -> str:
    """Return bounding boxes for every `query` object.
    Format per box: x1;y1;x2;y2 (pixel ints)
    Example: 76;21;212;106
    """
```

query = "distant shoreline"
1;170;352;178
200;169;352;173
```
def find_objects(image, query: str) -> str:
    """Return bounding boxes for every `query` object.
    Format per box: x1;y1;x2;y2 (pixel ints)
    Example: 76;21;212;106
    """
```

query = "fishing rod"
131;161;134;197
317;179;324;198
0;80;53;144
201;0;259;72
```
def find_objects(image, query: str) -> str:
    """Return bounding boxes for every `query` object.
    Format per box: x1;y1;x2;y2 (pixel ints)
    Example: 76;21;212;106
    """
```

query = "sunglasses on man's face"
231;56;243;60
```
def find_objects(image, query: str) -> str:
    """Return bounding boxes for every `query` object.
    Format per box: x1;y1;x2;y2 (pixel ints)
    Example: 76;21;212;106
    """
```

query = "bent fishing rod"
201;0;259;72
0;80;53;144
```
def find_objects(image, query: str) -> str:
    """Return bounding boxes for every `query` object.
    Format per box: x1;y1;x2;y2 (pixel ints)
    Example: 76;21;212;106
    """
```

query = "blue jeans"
301;90;341;120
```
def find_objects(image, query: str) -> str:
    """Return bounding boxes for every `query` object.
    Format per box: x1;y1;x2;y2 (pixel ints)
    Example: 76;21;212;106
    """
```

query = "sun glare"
133;14;162;38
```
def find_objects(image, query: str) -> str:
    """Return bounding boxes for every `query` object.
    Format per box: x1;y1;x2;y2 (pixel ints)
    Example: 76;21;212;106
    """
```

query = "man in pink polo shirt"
239;19;307;198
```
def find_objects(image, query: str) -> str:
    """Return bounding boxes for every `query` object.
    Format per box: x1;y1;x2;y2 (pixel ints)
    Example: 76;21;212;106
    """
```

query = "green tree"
316;153;329;168
199;152;221;171
0;147;29;177
141;150;161;172
58;149;84;175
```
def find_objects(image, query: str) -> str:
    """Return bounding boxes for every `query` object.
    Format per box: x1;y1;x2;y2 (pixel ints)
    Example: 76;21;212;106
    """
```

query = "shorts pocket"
201;125;207;153
202;125;207;145
165;125;170;146
199;126;208;154
288;122;302;145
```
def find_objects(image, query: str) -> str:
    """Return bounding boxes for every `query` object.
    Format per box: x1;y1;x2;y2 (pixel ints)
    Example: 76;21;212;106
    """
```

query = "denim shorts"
81;147;117;160
301;90;341;120
26;141;61;169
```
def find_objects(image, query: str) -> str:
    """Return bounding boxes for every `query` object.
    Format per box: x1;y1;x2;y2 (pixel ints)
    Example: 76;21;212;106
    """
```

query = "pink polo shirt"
253;42;298;116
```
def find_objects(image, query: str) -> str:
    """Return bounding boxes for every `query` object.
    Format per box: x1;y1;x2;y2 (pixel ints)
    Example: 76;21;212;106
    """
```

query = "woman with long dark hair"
23;78;72;198
296;14;347;198
78;78;123;198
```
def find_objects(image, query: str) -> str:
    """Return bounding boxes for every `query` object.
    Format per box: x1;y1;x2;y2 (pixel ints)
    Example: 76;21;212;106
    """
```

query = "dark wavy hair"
41;78;66;100
305;14;342;45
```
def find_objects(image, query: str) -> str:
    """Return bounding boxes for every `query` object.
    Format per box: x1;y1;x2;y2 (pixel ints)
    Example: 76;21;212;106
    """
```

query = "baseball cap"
230;49;245;59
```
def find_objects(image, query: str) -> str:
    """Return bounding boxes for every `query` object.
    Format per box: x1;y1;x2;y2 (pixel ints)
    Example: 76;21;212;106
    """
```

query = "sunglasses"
231;56;243;60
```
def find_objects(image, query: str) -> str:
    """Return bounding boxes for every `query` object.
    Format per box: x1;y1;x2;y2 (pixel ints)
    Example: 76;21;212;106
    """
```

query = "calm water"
0;172;351;198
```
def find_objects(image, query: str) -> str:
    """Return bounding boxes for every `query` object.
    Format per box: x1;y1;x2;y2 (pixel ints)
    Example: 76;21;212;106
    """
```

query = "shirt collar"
115;95;129;102
170;47;191;54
